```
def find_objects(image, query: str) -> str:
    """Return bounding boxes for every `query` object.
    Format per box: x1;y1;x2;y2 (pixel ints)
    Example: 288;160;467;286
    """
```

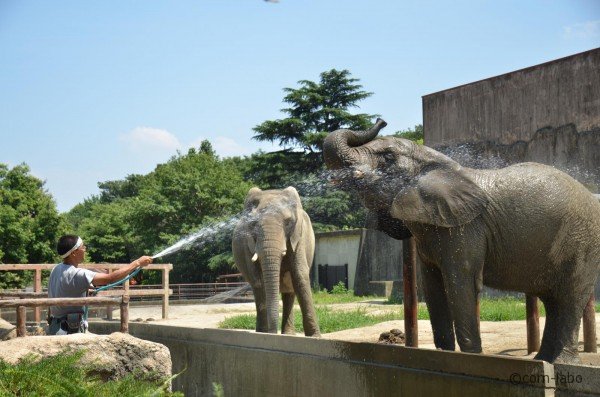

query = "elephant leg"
442;262;483;353
536;294;584;363
421;262;455;350
281;292;296;334
291;257;321;337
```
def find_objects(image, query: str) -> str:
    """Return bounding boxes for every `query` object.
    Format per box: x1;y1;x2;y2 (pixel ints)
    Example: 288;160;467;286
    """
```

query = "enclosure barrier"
0;296;130;336
0;263;173;321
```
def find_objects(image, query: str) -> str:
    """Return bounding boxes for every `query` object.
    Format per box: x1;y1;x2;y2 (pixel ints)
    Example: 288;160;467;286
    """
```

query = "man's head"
57;235;86;262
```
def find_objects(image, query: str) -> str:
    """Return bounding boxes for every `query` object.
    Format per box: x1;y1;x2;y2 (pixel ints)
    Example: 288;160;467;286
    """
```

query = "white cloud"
563;20;600;39
120;127;181;152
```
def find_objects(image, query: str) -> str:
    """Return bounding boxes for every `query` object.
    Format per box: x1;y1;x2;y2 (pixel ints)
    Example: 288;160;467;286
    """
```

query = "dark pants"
48;313;86;335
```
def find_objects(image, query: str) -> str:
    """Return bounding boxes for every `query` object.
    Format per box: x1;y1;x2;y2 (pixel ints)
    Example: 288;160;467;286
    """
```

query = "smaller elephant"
232;186;320;336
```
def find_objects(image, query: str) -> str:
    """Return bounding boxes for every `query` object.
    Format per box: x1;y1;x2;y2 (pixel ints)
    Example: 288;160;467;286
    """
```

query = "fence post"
34;269;42;323
17;306;26;337
162;268;169;319
402;238;418;347
583;292;597;353
120;295;129;333
526;295;540;354
106;269;114;320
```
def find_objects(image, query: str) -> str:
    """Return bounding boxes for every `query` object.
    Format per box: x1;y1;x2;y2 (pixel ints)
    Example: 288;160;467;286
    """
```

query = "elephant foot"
305;332;321;338
534;347;580;364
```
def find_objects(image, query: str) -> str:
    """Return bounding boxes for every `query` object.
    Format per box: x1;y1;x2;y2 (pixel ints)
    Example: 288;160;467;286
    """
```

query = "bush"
330;281;348;295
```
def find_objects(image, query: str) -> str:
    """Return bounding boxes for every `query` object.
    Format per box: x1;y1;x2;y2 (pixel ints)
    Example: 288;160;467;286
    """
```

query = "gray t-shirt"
48;263;96;318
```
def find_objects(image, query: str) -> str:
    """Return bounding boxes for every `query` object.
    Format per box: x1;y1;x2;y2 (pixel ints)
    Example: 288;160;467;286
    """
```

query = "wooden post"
34;269;42;323
402;238;418;347
106;269;113;320
526;295;540;354
17;306;26;337
120;295;129;333
583;292;597;353
162;268;169;319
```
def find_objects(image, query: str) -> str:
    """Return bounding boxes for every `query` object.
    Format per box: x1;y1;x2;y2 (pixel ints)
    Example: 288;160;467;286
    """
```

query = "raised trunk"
323;118;388;169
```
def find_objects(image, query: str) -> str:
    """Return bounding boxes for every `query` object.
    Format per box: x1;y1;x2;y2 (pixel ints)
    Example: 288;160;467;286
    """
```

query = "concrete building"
423;48;600;192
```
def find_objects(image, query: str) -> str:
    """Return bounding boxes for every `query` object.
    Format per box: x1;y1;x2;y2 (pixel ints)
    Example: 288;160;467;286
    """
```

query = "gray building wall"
313;229;362;290
423;48;600;191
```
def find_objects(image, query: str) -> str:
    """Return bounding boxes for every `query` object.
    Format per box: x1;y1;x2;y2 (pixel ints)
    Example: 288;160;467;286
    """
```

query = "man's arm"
92;256;153;286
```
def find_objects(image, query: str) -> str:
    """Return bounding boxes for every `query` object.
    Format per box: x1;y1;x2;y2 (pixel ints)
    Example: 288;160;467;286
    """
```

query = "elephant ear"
391;168;488;227
244;187;262;210
283;186;306;252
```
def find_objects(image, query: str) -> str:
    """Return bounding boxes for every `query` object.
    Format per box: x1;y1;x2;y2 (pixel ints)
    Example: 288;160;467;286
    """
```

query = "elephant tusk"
251;253;258;262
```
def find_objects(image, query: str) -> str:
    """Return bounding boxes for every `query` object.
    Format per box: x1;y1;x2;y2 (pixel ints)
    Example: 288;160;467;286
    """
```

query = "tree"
68;141;253;284
0;163;67;288
253;69;377;155
248;69;377;230
393;124;423;144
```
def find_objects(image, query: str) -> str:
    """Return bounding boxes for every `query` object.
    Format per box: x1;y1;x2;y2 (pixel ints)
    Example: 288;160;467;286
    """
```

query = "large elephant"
323;118;600;363
232;186;320;336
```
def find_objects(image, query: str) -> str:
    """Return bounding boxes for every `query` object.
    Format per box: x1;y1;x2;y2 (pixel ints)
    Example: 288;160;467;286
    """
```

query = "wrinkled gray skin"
232;187;320;336
323;118;600;363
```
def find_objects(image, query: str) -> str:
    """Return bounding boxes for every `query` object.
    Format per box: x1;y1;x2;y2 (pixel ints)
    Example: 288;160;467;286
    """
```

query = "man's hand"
134;256;153;267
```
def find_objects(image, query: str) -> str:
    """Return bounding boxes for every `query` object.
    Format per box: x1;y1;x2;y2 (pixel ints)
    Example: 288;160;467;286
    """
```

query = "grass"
0;350;183;397
219;306;402;333
219;296;600;333
311;289;379;305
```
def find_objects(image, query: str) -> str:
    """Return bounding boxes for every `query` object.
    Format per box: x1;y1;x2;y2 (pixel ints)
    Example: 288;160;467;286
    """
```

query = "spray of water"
152;216;243;259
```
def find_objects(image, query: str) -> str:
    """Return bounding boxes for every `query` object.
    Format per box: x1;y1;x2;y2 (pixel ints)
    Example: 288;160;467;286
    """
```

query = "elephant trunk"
262;249;282;333
323;118;388;169
258;221;286;333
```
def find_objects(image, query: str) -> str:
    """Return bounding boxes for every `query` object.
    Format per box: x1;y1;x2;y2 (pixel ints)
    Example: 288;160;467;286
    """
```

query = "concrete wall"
314;230;362;290
423;48;600;191
90;322;599;397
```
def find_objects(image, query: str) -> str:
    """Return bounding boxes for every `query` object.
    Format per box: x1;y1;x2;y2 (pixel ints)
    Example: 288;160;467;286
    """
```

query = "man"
48;235;153;335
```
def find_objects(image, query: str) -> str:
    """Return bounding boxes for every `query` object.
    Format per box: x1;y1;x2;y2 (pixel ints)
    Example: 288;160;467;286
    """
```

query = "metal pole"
403;237;418;347
526;295;540;354
583;292;597;353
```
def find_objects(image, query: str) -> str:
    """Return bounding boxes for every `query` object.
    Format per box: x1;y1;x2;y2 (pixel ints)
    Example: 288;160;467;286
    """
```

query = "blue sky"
1;1;598;212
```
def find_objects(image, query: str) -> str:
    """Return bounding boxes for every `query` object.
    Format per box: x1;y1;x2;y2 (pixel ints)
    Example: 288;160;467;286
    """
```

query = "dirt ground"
118;299;600;366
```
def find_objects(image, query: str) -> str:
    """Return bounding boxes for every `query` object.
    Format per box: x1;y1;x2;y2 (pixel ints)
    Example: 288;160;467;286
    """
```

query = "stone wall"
90;322;600;396
423;48;600;191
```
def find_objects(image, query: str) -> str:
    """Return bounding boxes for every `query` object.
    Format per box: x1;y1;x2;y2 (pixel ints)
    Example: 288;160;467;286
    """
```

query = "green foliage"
67;143;252;283
253;69;377;154
311;290;377;304
219;306;402;334
0;350;182;397
392;124;424;144
330;281;348;294
0;163;67;288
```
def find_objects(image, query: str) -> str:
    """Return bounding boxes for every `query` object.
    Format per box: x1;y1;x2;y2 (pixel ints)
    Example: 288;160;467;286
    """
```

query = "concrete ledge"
87;321;599;396
368;280;402;298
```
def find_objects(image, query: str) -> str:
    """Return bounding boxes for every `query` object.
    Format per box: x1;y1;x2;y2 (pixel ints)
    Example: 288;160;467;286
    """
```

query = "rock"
0;332;172;382
378;328;406;345
0;318;16;340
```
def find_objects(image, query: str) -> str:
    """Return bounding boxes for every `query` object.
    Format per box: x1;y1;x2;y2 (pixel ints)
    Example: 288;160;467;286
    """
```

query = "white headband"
61;237;83;259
